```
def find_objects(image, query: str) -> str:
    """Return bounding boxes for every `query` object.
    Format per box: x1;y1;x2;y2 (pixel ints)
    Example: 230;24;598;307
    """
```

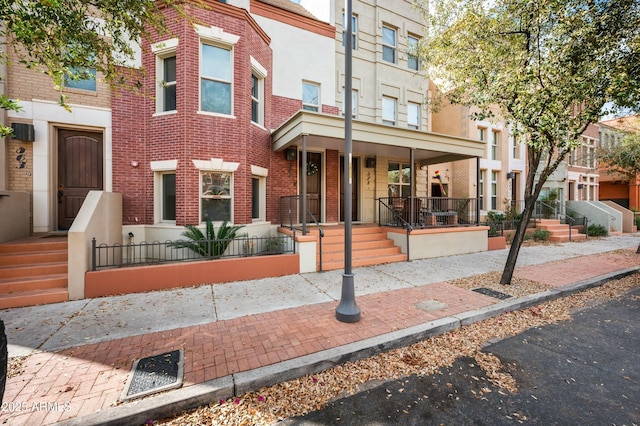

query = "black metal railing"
91;234;295;271
483;219;521;237
378;197;479;229
280;195;325;271
378;197;412;261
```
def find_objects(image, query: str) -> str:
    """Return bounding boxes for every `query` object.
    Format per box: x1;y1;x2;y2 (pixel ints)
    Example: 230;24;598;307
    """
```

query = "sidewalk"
2;234;639;425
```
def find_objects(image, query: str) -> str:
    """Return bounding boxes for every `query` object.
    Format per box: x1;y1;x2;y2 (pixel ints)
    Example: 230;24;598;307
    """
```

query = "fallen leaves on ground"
7;355;26;379
156;273;639;425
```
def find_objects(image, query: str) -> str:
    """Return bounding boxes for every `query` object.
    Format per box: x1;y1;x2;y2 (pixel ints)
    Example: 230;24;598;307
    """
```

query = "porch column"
301;134;308;235
476;157;481;222
409;148;415;225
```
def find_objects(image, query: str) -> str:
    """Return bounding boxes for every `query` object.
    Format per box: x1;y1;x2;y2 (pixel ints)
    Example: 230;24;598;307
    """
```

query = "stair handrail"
378;198;412;261
280;195;324;271
538;201;579;241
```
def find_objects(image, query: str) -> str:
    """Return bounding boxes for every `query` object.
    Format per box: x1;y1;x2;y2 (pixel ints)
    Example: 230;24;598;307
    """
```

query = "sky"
293;0;331;23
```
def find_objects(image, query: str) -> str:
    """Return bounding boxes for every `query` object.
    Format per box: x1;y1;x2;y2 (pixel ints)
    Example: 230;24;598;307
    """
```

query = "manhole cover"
121;349;184;401
472;287;512;300
415;299;448;312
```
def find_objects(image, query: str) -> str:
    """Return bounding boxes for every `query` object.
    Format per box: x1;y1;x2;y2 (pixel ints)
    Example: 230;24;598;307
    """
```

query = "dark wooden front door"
300;152;322;222
57;129;103;230
340;156;359;221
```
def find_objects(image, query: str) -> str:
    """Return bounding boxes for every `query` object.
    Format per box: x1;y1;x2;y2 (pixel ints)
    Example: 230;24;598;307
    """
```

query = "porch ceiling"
272;111;485;164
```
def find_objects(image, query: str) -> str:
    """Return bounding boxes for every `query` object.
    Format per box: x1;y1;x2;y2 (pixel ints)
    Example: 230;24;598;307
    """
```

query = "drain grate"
472;287;512;300
121;349;184;401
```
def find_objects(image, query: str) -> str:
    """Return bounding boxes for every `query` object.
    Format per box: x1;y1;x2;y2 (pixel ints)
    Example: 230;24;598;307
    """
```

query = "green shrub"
586;224;608;237
635;215;640;229
532;229;550;241
487;211;505;222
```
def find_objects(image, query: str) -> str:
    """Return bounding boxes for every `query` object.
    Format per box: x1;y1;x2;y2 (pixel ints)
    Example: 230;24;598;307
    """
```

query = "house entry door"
300;152;322;222
340;156;359;221
57;129;104;230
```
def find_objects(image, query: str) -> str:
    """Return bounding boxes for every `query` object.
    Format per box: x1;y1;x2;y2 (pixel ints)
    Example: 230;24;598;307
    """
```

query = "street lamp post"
335;0;361;323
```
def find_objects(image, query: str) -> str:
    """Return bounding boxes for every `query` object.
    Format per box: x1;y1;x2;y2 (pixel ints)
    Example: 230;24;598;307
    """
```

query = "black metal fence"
378;197;480;229
91;234;295;271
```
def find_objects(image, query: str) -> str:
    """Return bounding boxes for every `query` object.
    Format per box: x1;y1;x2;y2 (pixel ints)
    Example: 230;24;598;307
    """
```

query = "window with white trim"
343;89;358;118
382;96;396;125
201;171;232;221
342;13;357;49
491;130;500;160
491;171;498;210
408;102;420;129
152;38;179;114
65;67;97;91
382;25;396;63
479;170;485;210
388;162;411;198
407;35;419;70
478;127;486;141
201;43;232;114
152;159;178;224
302;82;320;112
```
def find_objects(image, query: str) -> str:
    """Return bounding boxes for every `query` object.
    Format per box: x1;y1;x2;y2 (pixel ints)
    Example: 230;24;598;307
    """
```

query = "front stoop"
0;236;68;309
536;219;587;243
311;225;406;271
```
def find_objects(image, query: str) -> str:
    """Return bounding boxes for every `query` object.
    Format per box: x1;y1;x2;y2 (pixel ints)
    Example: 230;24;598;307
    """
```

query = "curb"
53;266;640;425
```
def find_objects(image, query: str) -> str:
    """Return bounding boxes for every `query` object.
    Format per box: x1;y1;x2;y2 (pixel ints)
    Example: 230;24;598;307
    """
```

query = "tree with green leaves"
415;0;640;284
599;121;640;252
0;0;172;136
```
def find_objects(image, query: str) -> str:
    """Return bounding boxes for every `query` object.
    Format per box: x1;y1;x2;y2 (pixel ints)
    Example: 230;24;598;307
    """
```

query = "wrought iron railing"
280;194;325;271
378;197;412;261
91;234;295;271
378;197;479;229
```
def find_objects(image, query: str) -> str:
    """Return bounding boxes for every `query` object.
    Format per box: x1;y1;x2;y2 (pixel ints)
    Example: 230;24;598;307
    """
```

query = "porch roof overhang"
272;111;485;165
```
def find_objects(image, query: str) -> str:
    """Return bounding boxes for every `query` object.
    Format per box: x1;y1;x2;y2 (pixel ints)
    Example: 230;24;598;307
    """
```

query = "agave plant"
172;219;243;258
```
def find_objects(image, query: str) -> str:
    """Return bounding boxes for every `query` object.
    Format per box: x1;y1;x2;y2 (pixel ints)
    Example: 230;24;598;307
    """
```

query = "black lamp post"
335;0;361;323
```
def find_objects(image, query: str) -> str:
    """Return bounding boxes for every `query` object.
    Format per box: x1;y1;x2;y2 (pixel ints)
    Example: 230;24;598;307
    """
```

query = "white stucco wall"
253;16;336;106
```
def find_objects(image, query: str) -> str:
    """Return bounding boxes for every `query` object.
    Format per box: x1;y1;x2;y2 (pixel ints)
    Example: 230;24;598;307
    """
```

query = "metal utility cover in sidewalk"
472;287;512;300
121;349;184;401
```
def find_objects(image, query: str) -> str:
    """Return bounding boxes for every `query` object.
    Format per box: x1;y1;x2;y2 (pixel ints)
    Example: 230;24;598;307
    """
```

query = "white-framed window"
65;67;97;91
201;171;232;222
250;57;267;126
251;165;267;222
407;102;420;129
302;82;320;112
388;162;411;198
152;160;178;224
161;56;177;112
491;171;498;210
342;12;357;49
343;89;358;118
491;130;500;160
479;169;485;209
382;96;396;125
382;25;396;63
201;43;232;115
478;127;486;141
152;38;179;114
407;35;419;71
511;134;519;159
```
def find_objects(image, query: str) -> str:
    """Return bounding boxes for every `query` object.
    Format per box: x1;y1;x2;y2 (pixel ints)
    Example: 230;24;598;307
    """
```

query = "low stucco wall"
85;254;299;298
385;226;489;260
0;191;30;243
68;191;123;300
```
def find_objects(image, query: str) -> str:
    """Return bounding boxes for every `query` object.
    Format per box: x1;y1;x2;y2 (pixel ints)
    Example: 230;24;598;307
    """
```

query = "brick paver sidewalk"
2;250;638;425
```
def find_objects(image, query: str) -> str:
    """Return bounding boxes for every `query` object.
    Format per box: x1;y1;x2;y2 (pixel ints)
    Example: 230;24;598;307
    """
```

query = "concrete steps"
311;225;406;271
0;236;68;309
536;219;587;242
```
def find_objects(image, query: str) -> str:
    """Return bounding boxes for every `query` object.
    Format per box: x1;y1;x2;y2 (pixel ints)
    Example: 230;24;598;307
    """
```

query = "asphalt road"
282;287;640;425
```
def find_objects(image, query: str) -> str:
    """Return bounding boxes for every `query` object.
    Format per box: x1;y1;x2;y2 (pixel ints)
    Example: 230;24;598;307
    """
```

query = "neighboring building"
565;124;600;203
431;101;523;217
598;115;640;210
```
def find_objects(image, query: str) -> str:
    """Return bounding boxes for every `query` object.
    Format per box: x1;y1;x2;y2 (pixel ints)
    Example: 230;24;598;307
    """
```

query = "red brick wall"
112;5;273;226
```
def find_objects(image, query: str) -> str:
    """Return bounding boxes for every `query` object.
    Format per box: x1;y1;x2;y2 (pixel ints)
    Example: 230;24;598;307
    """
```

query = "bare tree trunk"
500;196;536;284
636;241;640;254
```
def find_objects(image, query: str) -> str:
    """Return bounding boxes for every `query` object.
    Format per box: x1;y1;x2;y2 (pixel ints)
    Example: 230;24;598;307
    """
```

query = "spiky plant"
172;219;243;258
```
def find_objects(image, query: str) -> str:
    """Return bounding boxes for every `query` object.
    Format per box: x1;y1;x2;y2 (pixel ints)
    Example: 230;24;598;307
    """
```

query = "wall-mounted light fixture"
11;123;35;142
506;171;516;179
577;183;584;189
365;157;376;168
130;160;139;168
285;148;297;161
